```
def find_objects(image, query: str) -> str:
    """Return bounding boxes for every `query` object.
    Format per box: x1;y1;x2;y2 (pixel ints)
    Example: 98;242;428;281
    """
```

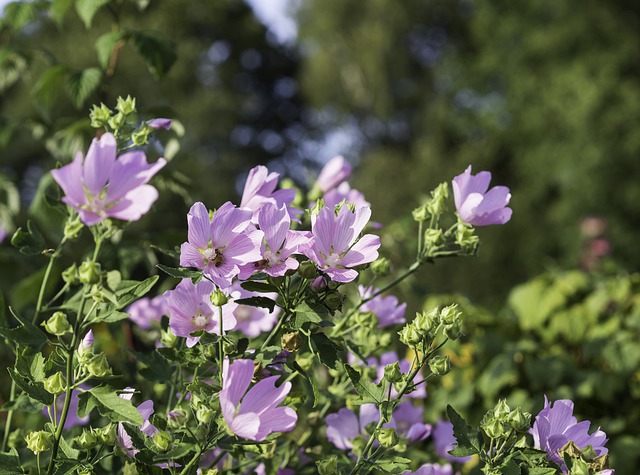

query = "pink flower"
452;165;512;226
316;156;352;193
220;359;297;441
404;464;456;475
240;165;299;222
323;181;369;209
325;404;379;450
303;205;380;283
51;133;166;226
358;286;407;328
239;203;311;279
179;201;263;289
148;118;172;130
127;295;167;330
386;402;431;444
164;278;237;347
117;388;158;458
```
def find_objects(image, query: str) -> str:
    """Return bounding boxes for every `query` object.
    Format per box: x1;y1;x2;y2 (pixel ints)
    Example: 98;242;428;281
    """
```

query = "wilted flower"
404;463;456;475
51;132;166;226
303;205;380;283
127;295;167;330
117;388;158;458
164;278;237;347
220;359;297;441
531;397;609;470
240;165;299;222
358;286;407;328
179;201;263;289
452;165;512;226
433;420;473;463
316;156;352;193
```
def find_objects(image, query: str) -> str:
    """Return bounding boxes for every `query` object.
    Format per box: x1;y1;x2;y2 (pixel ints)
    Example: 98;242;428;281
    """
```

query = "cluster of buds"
190;394;215;426
560;441;611;475
412;182;449;223
480;400;531;442
455;219;479;255
398;304;462;348
25;430;53;454
74;424;116;450
77;330;112;378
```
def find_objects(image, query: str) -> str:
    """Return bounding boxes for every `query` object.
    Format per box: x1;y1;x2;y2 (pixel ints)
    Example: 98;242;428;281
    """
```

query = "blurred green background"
1;0;639;472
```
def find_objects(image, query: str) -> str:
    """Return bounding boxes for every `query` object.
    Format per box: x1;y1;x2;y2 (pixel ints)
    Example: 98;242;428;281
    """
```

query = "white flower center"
325;252;341;267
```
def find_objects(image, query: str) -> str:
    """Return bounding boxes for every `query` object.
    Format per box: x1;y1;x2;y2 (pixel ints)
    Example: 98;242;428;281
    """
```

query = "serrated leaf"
51;0;75;25
373;456;411;473
8;368;53;405
0;307;49;349
528;469;558;475
88;310;129;324
114;275;158;309
156;264;201;280
0;448;24;474
310;332;343;369
65;68;102;109
235;296;276;312
294;301;328;328
129;30;177;79
345;364;385;404
132;350;175;382
31;65;67;121
446;405;483;457
106;270;122;291
0;393;45;414
79;385;143;424
240;281;279;294
290;360;318;407
74;0;110;28
95;31;122;69
10;220;46;255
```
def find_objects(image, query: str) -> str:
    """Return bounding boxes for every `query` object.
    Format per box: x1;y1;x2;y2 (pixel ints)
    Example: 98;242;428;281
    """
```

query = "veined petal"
326;408;359;449
452;166;491;209
211;202;253;247
224;230;263;265
258;203;289;252
253;406;297;440
312;206;335;256
106;152;166;202
83;133;117;196
180;242;205;269
239;377;291;415
340;234;380;267
222;359;254;407
324;267;359;283
106;185;159;221
51;152;86;206
332;206;358;253
228;412;261;440
187;202;212;250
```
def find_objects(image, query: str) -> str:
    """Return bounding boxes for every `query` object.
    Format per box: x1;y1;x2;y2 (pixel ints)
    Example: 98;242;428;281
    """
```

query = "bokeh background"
1;0;639;472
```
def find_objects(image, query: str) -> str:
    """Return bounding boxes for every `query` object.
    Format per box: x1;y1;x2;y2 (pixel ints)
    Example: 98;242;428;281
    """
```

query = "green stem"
259;309;290;351
178;446;202;475
218;305;224;384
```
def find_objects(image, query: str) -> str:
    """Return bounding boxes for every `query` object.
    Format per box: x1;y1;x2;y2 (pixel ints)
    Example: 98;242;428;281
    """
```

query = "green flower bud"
116;95;136;115
440;304;461;325
309;198;325;217
428;355;451;376
493;400;511;421
412;204;430;222
324;290;344;311
107;112;126;131
456;220;479;254
161;329;178;348
123;462;138;475
85;353;112;378
63;217;83;240
96;424;116;445
414;308;439;334
42;311;72;336
482;418;506;439
298;261;318;279
591;454;609;471
89;103;111;128
426;182;449;216
78;260;102;285
423;228;443;250
196;405;215;425
444;321;462;341
222;338;237;354
377;428;399;448
568;458;590;475
354;311;378;329
370;257;391;276
167;409;187;429
131;127;151;146
281;332;302;352
507;407;531;432
75;429;98;450
210;289;228;307
398;323;423;346
62;264;79;285
43;372;66;395
384;362;403;383
25;430;53;454
154;431;172;451
317;455;339;475
296;354;313;371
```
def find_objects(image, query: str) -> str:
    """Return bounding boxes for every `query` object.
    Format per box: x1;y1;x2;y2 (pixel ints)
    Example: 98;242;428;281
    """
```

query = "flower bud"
383;362;403;384
78;260;102;285
317;455;339;475
456;220;479;253
42;311;72;336
377;428;399;448
107;112;126;131
398;324;423;346
281;332;302;352
444;322;462;341
96;424;116;445
370;257;391;276
43;371;66;395
493;399;511;420
63;217;83;240
89;103;111;128
440;304;461;325
414;308;439;335
222;338;237;354
428;355;451;376
568;458;590;475
161;329;178;348
148;118;172;130
298;261;318;280
154;431;172;451
482;418;506;439
324;291;344;311
85;353;112;378
80;330;94;352
75;429;98;450
412;204;430;222
423;228;444;250
426;182;449;216
210;288;228;307
25;430;53;454
123;462;138;475
116;95;136;115
309;198;325;217
196;405;215;425
167;409;187;429
131;127;150;146
310;275;327;293
62;263;79;285
507;407;531;432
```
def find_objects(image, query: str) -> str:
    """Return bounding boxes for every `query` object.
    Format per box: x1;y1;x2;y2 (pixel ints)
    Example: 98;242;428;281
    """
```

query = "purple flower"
179;201;263;289
44;385;90;429
240;165;300;222
386;403;431;444
148;118;172;130
452;165;512;226
404;464;455;475
220;359;297;441
323;181;369;209
127;295;167;330
239;203;311;279
358;286;407;328
303;205;380;283
0;225;7;244
117;388;158;458
316;156;352;193
325;404;379;450
164;278;237;347
531;397;609;470
228;282;279;338
81;330;94;349
433;420;473;463
51;133;166;226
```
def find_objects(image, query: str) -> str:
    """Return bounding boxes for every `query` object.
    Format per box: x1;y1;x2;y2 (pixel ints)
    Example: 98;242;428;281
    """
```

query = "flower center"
325;252;341;267
203;247;224;267
235;306;253;322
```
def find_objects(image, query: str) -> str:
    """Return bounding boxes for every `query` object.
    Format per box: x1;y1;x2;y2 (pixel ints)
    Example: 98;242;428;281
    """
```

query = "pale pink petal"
239;377;290;415
340;234;380;267
106;153;166;202
180;242;205;269
228;412;261;439
83;133;117;196
253;406;297;441
51;152;85;205
187;202;212;249
223;359;254;407
107;185;159;221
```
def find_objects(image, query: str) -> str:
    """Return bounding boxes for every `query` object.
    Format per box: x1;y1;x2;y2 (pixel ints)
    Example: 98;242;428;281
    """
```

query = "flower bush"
0;99;614;475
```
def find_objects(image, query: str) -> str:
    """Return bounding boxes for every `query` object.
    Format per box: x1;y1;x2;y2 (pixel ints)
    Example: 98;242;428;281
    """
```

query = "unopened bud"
107;112;126;131
161;329;178;348
154;431;172;451
398;324;423;346
354;311;378;329
428;355;451;376
440;304;461;325
412;204;430;222
423;228;443;250
414;308;439;335
131;127;150;146
456;220;479;253
444;321;462;341
298;261;318;280
377;428;399;448
148;118;172;130
116;95;136;115
370;257;391;276
25;431;53;454
324;291;344;311
568;458;590;475
78;260;101;285
196;405;215;425
75;429;98;450
96;424;116;445
384;362;402;383
62;264;79;285
43;372;66;395
493;400;511;420
210;289;228;307
310;275;327;293
85;353;112;378
42;311;72;336
317;455;339;475
167;409;187;429
507;407;531;432
89;103;111;128
281;332;302;352
426;182;449;216
63;217;83;240
482;418;506;439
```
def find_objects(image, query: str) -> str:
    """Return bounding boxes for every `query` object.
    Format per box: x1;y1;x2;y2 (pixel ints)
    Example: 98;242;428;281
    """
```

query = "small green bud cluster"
370;257;391;276
317;455;340;475
42;312;72;336
79;260;102;285
63;215;84;240
210;288;228;307
560;441;611;475
399;304;462;348
480;400;531;441
77;338;112;379
412;182;449;222
455;219;479;255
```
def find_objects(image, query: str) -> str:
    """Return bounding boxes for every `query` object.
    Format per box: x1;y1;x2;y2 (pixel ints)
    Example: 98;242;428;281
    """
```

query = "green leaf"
95;31;122;70
114;275;159;309
0;448;24;474
129;30;177;79
0;49;28;93
74;0;110;28
235;296;277;313
345;364;385;404
294;301;328;328
528;469;558;475
8;368;53;406
372;456;411;473
290;360;318;407
0;393;46;414
31;65;68;121
10;220;46;255
446;405;483;457
51;0;75;25
156;264;201;280
132;350;176;382
65;68;102;109
310;332;343;369
78;385;143;424
0;307;49;349
240;281;279;293
2;2;39;31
